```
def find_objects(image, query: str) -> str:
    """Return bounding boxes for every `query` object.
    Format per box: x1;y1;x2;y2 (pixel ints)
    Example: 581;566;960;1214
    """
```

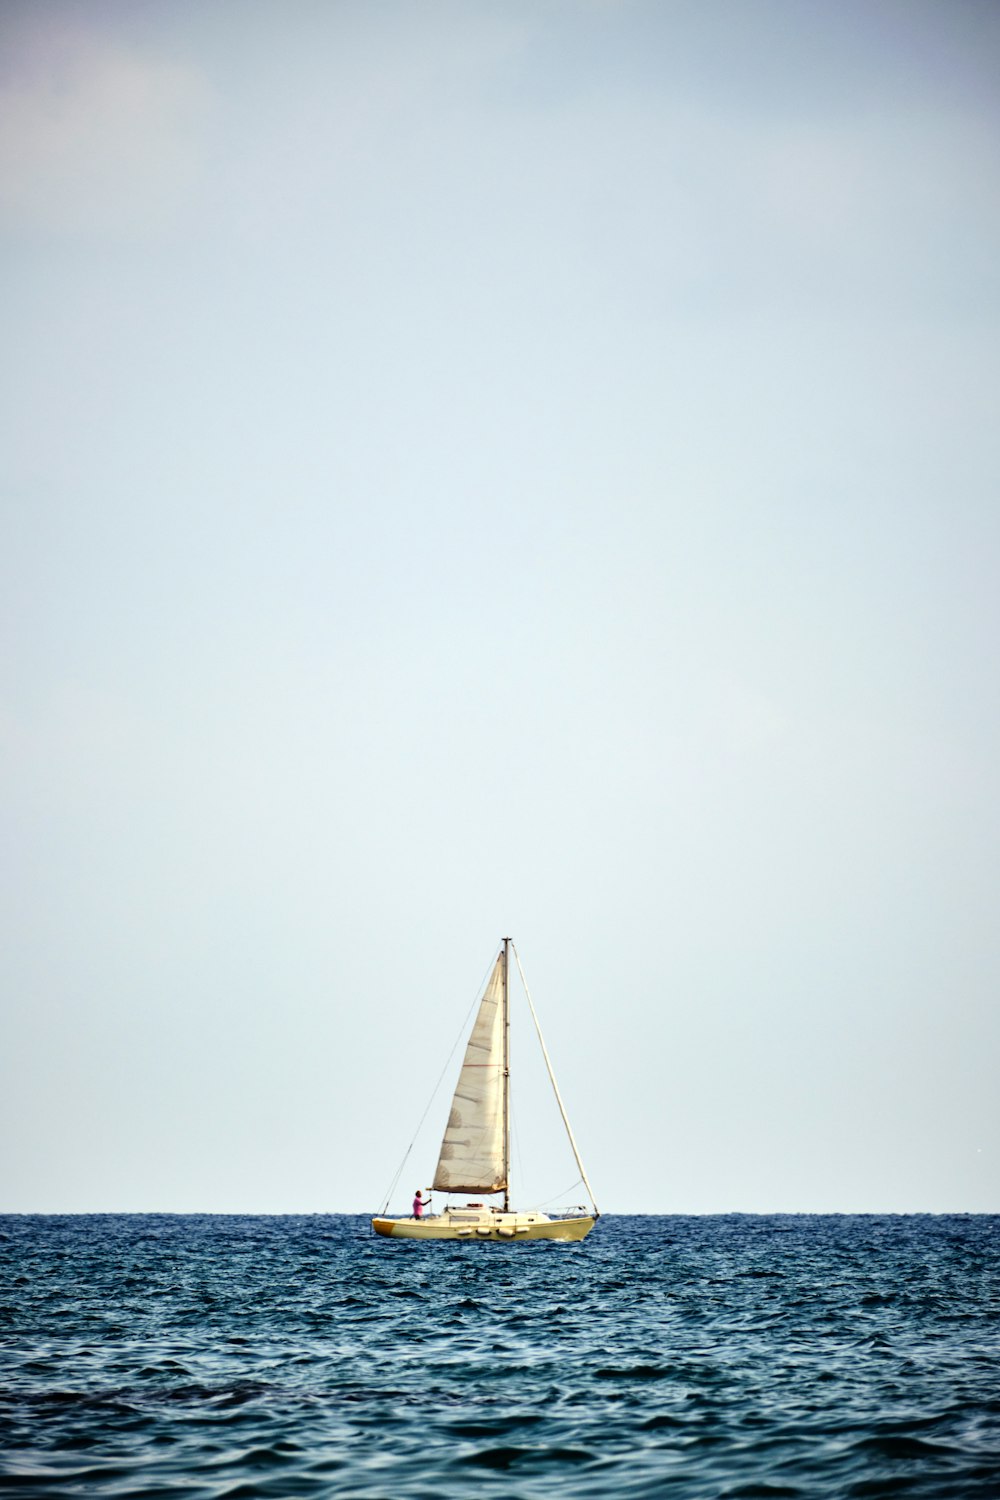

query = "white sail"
432;955;506;1193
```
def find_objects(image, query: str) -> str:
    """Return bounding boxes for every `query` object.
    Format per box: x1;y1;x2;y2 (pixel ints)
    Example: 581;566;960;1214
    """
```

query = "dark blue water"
1;1215;998;1497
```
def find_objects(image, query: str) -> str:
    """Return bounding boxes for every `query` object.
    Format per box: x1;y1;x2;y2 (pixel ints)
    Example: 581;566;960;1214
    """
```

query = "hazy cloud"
0;24;209;239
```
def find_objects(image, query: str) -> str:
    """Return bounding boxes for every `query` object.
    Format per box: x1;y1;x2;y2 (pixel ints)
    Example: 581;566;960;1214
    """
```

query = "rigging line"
377;948;500;1214
509;1060;579;1213
511;941;600;1218
533;1176;585;1210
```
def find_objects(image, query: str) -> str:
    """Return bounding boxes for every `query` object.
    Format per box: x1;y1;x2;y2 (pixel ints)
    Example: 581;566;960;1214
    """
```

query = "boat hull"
371;1210;596;1242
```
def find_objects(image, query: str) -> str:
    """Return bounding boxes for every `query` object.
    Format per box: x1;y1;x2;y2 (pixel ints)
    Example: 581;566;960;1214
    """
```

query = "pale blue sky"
2;0;998;1213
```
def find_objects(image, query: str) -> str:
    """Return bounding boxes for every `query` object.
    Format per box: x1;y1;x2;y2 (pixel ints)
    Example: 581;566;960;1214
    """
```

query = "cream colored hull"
372;1209;596;1242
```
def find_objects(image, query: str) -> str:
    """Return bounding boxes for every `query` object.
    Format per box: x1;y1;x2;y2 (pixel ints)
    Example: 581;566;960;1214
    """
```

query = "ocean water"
1;1215;998;1498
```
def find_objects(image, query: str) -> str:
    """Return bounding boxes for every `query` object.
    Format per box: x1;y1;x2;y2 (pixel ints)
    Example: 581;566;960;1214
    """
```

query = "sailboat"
372;938;599;1242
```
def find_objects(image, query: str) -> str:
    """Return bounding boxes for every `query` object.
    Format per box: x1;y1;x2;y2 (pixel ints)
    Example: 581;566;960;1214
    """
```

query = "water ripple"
1;1214;998;1496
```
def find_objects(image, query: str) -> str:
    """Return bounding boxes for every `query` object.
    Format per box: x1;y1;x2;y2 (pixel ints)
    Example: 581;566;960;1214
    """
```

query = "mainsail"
432;955;506;1193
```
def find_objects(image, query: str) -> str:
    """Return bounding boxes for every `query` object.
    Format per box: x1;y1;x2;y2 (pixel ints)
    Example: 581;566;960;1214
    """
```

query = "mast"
502;936;511;1212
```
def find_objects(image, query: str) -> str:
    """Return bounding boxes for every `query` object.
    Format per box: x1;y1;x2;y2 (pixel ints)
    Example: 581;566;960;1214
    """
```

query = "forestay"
432;956;506;1193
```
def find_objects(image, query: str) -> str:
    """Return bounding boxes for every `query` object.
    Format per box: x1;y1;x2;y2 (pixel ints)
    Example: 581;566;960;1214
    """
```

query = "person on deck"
412;1190;432;1218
